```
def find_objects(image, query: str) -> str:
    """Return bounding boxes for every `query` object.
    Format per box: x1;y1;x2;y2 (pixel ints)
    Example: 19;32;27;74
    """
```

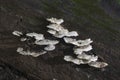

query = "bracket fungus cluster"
17;47;47;57
63;37;108;68
12;17;108;68
46;18;78;38
12;31;59;57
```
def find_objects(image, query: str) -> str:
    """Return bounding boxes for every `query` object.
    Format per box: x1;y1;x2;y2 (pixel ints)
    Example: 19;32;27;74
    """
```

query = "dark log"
0;0;120;80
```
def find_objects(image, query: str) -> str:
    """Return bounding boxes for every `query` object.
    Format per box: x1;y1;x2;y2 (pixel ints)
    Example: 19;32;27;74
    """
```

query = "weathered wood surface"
0;0;120;80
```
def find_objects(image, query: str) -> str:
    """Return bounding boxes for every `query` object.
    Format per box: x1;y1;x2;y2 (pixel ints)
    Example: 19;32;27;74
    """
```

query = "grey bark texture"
0;0;120;80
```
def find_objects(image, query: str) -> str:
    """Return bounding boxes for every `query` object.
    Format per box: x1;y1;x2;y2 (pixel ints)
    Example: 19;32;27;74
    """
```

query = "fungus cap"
47;17;64;24
26;32;44;41
12;31;23;36
35;39;59;45
44;45;55;51
88;62;108;68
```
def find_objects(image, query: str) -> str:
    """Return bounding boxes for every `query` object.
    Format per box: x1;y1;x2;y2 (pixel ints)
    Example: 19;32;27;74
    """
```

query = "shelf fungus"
64;55;82;65
13;31;59;56
47;24;78;38
74;45;93;54
77;53;98;62
12;17;108;68
46;18;78;38
12;31;23;37
64;55;108;68
17;47;47;57
64;52;98;64
63;37;93;46
35;39;59;45
44;45;56;51
20;38;27;42
64;55;97;65
88;61;108;68
47;24;64;32
63;36;108;68
47;17;64;25
35;39;59;51
26;32;45;41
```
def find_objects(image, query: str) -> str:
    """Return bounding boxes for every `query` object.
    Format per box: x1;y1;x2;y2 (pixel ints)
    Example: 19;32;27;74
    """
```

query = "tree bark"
0;0;120;80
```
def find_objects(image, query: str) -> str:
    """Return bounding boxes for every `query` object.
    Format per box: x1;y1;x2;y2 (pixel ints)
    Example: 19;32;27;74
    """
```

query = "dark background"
0;0;120;80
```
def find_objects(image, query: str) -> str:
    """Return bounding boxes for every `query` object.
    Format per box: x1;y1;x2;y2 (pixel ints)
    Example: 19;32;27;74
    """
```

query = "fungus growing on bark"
47;17;64;24
12;31;23;37
74;45;93;55
20;38;27;42
47;24;64;31
13;31;59;56
26;32;45;41
46;17;108;68
12;17;108;68
64;55;93;65
88;61;108;68
35;39;59;45
46;18;78;38
35;39;59;51
17;47;47;57
77;53;98;62
44;45;56;51
63;37;93;46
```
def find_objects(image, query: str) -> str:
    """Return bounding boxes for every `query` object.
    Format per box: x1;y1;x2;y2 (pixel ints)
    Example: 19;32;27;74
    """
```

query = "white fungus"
54;29;69;38
47;17;64;24
64;56;82;64
35;39;59;51
47;27;78;38
20;38;27;42
63;37;76;43
26;32;44;41
47;24;64;31
17;47;24;52
12;17;108;68
77;39;93;46
66;31;79;37
17;47;47;57
64;55;82;65
77;53;98;62
64;37;93;46
12;31;23;37
64;55;93;65
35;39;59;45
46;17;108;68
64;54;106;68
74;45;92;54
47;29;57;35
46;18;78;38
54;30;78;38
64;55;74;62
88;62;108;68
44;45;55;51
